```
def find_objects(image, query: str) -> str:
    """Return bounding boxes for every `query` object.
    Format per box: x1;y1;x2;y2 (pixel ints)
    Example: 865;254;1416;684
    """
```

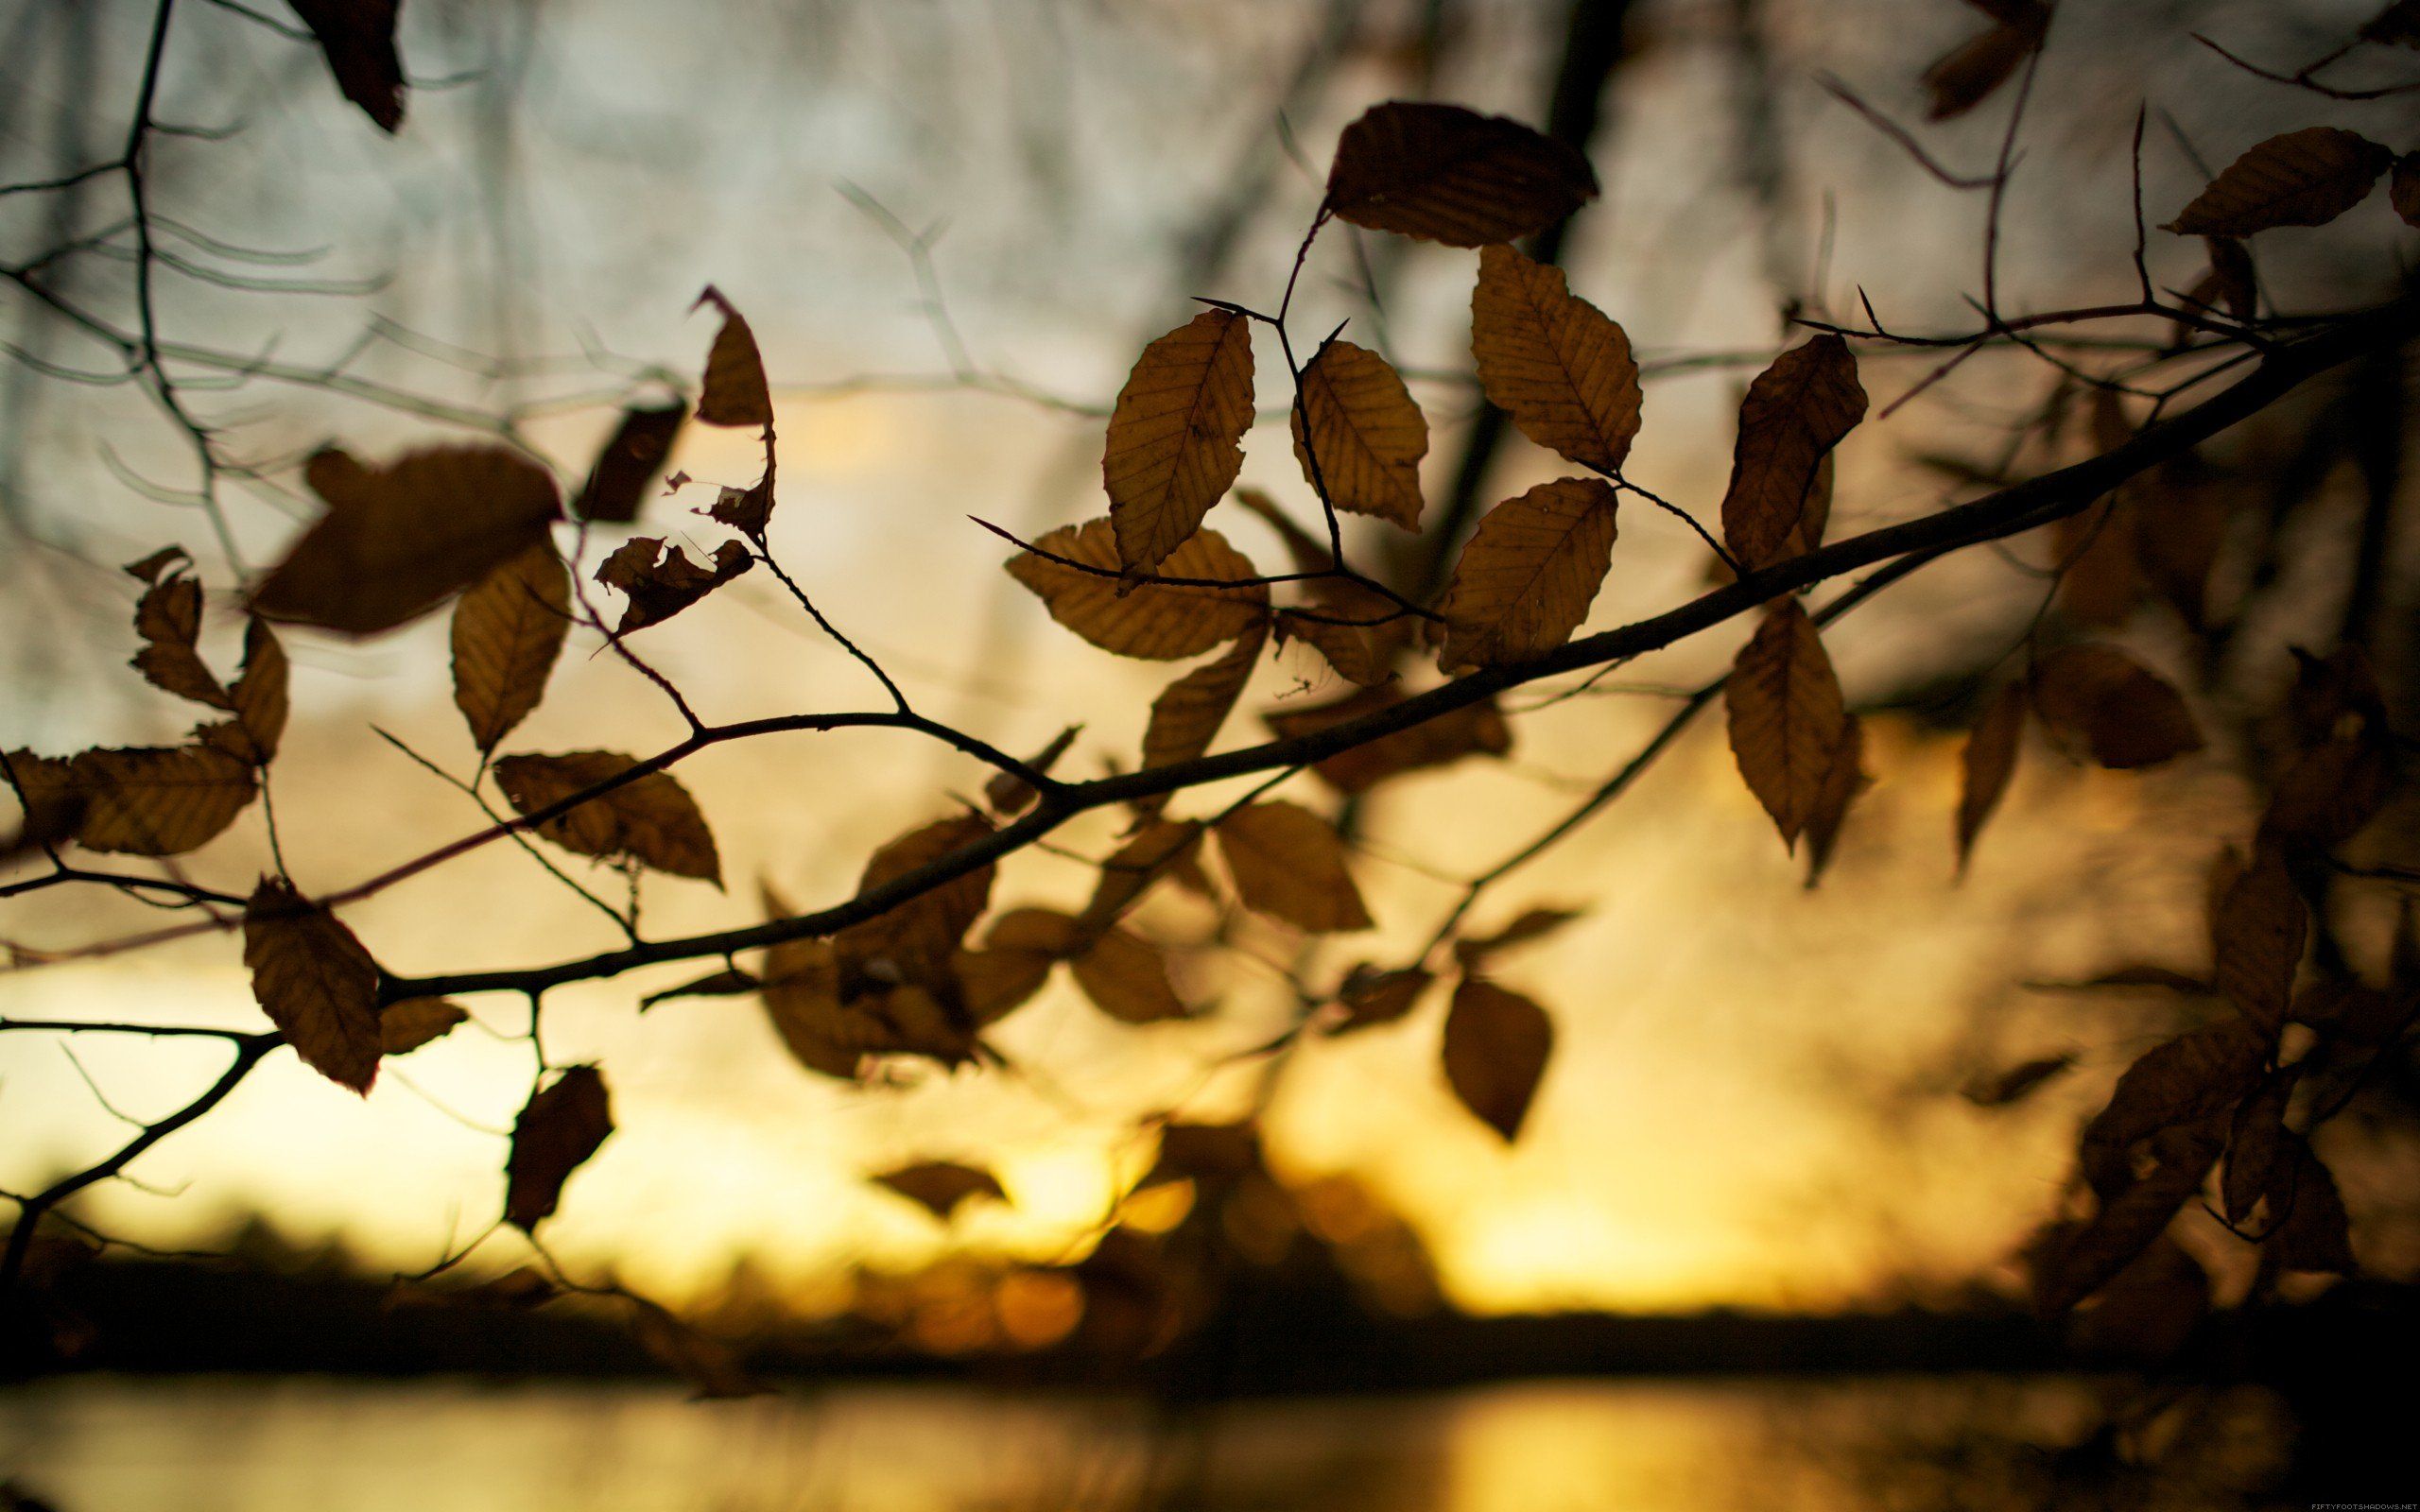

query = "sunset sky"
0;0;2360;1316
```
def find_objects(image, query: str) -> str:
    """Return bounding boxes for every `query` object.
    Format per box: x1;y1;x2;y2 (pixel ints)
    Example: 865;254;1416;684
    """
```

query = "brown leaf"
1921;14;2047;121
1273;574;1409;688
1801;714;1869;887
381;998;470;1056
984;726;1080;817
875;1161;1007;1219
2269;1139;2356;1273
288;0;405;131
1263;686;1513;795
1436;477;1620;673
1137;624;1267;813
2080;1022;2268;1196
1453;908;1582;971
2364;0;2420;45
2204;237;2259;320
1963;1053;2076;1108
2052;498;2140;627
1470;243;1642;472
505;1065;614;1230
2221;1074;2293;1224
1956;681;2027;873
1069;928;1189;1023
2036;1121;2222;1313
833;813;999;990
1292;338;1426;528
1080;820;1206;929
1331;966;1432;1033
1104;310;1256;575
9;738;259;856
693;286;773;428
2031;645;2203;769
130;572;230;711
1216;801;1373;934
227;619;289;765
493;751;721;885
764;953;986;1076
1725;598;1847;848
2164;128;2394;236
1323;101;1598;248
450;542;570;754
571;402;685;524
1442;979;1553;1141
255;444;562;636
595;537;752;635
243;879;382;1094
1719;335;1867;572
1006;518;1269;660
2260;733;2394;850
2211;849;2306;1033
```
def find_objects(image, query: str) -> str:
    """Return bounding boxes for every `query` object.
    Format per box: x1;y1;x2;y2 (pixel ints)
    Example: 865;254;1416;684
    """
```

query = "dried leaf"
2031;645;2203;769
1956;681;2026;873
984;726;1080;816
255;444;562;636
243;879;381;1093
2259;734;2394;850
2221;1074;2293;1224
1720;335;1867;572
2080;1022;2267;1196
493;751;721;885
450;542;570;753
1442;979;1552;1141
1007;518;1269;660
505;1065;614;1230
1470;243;1641;472
1331;966;1432;1033
123;544;190;586
693;286;773;428
1144;1122;1262;1189
1436;477;1620;673
1323;101;1598;247
1263;686;1513;795
2037;1121;2222;1313
571;402;685;524
2164;128;2393;236
1080;819;1205;929
2211;849;2306;1033
1069;928;1189;1023
1104;310;1256;575
227;619;289;765
381;998;470;1056
2269;1139;2356;1273
1921;14;2047;121
1137;623;1267;812
10;738;259;856
595;537;752;635
1273;572;1409;688
1725;598;1847;848
875;1161;1006;1219
1292;338;1426;528
1801;714;1869;887
130;572;229;711
288;0;405;131
1215;801;1373;933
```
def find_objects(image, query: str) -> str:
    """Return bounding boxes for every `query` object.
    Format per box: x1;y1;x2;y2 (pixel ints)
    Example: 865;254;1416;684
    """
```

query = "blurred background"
2;0;2417;1507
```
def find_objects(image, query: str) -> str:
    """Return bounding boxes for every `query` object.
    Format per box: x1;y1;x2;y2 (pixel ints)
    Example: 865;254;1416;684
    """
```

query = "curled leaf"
572;402;685;524
693;287;773;428
288;0;405;131
596;537;752;635
1323;101;1597;247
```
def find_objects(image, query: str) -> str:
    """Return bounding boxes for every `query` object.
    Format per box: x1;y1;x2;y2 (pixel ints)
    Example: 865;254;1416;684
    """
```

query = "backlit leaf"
505;1065;614;1230
288;0;405;131
1080;819;1205;929
1137;623;1267;813
833;813;998;989
2163;128;2393;236
1471;243;1641;472
2031;645;2203;768
242;879;381;1094
1069;927;1189;1023
1453;908;1582;971
694;286;773;428
1921;12;2047;121
1263;687;1514;795
1436;477;1619;673
875;1161;1006;1219
1104;310;1255;575
1292;338;1426;528
1725;598;1847;848
130;571;229;711
1332;965;1432;1033
595;537;752;635
2080;1022;2266;1196
2035;1121;2221;1313
1442;979;1552;1141
1956;681;2027;873
227;619;288;765
8;738;259;856
1215;801;1373;934
493;751;721;885
450;542;570;753
1720;335;1867;572
1801;714;1869;887
572;402;685;524
1324;101;1597;248
1007;518;1269;660
2221;1073;2292;1224
2211;849;2306;1033
254;444;562;636
381;998;470;1056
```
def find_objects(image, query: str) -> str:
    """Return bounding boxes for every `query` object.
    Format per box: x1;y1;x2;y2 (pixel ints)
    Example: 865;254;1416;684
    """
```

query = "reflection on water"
0;1374;2285;1511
